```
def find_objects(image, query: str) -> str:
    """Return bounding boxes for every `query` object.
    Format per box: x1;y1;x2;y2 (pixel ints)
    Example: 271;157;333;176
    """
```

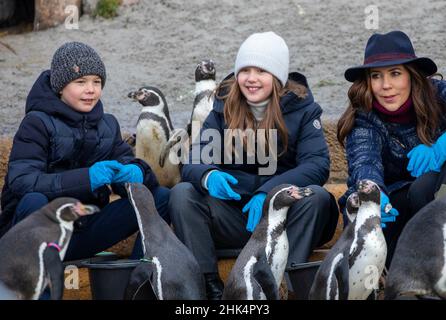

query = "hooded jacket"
181;72;330;199
0;70;158;237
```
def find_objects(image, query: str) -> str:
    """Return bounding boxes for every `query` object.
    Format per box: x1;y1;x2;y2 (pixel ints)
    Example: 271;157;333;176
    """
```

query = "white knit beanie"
234;31;289;86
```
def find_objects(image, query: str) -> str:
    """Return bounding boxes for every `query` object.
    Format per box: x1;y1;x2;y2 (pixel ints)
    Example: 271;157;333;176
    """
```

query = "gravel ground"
0;0;445;137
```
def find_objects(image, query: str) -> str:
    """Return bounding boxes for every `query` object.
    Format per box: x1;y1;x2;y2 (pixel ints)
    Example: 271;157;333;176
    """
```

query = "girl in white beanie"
169;31;338;299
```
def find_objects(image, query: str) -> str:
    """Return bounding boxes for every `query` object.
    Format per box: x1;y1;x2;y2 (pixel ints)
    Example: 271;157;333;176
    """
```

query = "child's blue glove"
432;131;446;171
205;171;241;200
407;144;439;177
380;191;399;228
89;160;124;191
242;192;267;232
113;164;143;184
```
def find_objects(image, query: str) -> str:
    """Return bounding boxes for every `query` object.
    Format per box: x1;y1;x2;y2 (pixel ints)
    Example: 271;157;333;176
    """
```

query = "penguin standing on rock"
160;59;217;167
309;179;387;300
128;86;180;187
222;184;314;300
124;183;206;300
0;198;98;300
384;197;446;300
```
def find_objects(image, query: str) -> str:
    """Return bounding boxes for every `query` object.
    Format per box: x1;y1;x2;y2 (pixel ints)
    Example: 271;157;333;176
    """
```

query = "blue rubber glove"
113;164;143;184
380;191;399;228
432;131;446;171
205;171;241;200
243;192;267;232
89;160;124;191
407;144;439;178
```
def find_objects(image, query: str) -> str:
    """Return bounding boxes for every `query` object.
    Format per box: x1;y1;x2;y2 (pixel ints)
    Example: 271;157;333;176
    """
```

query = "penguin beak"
73;202;100;216
128;91;138;99
290;187;313;199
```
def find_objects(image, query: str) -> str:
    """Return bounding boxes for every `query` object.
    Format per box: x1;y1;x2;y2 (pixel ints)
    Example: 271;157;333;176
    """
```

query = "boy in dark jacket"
0;42;170;262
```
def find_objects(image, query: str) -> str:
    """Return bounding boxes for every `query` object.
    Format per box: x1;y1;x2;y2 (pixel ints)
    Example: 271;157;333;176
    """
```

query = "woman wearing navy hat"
337;30;446;266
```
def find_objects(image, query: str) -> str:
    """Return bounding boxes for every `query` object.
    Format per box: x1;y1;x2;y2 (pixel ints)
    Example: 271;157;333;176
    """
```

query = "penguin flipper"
253;254;280;300
334;254;349;300
125;263;158;300
159;132;183;167
43;246;64;300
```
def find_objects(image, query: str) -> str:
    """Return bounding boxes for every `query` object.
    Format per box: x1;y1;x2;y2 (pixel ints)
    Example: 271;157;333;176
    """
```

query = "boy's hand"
113;164;143;184
89;160;124;191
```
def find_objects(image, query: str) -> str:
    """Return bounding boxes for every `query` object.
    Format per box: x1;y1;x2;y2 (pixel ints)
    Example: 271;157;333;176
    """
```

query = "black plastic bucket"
286;261;322;300
83;259;156;300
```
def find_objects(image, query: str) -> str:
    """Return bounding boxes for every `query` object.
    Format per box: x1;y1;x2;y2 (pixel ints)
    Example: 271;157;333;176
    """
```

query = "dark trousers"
385;166;446;267
168;182;338;274
12;186;170;261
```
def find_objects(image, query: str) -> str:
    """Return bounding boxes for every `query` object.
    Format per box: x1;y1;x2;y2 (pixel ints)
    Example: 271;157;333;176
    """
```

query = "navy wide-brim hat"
344;31;437;82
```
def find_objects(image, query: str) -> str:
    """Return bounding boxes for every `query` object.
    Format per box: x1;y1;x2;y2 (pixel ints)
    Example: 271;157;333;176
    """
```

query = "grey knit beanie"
50;42;106;93
234;32;289;86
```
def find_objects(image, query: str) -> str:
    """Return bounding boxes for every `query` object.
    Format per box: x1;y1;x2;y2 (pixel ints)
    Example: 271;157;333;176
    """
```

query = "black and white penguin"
0;198;98;300
159;60;217;168
124;183;206;300
188;59;216;134
309;179;387;300
128;86;180;187
384;197;446;300
222;184;314;300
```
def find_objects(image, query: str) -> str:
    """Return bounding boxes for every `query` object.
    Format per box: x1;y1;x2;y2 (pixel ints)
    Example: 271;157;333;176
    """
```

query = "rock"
34;0;81;31
323;120;347;184
0;138;12;191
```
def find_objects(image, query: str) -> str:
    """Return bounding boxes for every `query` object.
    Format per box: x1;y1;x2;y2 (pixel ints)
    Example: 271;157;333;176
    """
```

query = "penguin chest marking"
269;233;288;287
265;207;288;287
244;256;258;299
192;98;213;124
151;256;163;300
434;223;446;295
327;253;344;300
348;227;386;300
58;222;74;260
33;243;48;300
136;120;167;162
243;256;266;300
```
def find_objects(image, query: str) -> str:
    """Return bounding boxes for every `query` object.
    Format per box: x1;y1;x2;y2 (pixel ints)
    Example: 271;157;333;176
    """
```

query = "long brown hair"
216;75;307;159
337;63;445;147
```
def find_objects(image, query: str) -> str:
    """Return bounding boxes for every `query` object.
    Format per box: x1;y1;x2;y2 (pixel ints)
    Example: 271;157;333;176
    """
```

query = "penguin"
124;183;206;300
384;197;446;300
309;179;387;300
189;59;217;134
0;198;98;300
159;60;217;168
222;184;314;300
128;86;180;187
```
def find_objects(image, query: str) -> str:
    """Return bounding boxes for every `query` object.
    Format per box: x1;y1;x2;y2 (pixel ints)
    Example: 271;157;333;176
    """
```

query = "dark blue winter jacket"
181;72;330;199
0;70;158;236
339;78;446;210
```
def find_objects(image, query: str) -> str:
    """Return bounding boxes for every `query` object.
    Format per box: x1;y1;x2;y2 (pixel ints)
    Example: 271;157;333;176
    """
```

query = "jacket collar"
25;70;104;128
